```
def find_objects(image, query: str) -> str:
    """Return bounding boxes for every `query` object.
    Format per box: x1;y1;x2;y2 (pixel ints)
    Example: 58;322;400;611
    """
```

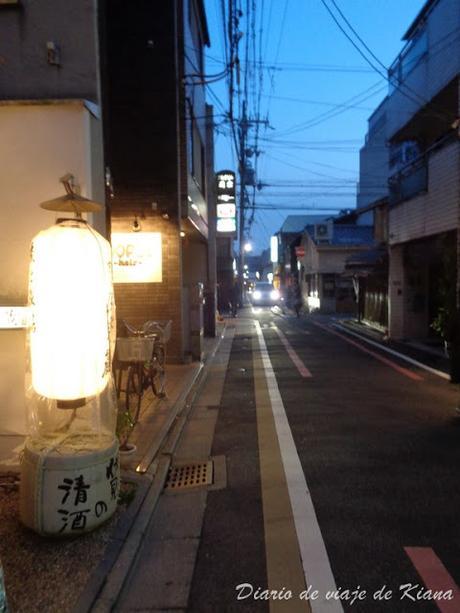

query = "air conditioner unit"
314;221;333;242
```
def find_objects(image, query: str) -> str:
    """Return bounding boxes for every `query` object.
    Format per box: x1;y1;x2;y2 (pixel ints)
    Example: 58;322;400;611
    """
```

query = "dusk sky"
204;0;424;254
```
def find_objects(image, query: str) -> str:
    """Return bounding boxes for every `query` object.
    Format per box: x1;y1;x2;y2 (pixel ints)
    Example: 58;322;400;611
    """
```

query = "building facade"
386;0;460;340
272;215;331;295
357;98;389;210
0;0;217;468
298;224;374;314
0;1;105;452
101;0;215;363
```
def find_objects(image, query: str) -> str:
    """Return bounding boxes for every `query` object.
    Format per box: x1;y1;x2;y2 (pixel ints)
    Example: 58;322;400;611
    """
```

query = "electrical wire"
270;80;386;138
319;0;456;124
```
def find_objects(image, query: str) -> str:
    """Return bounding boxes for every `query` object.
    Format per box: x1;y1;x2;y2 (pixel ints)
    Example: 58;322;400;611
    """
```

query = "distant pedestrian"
293;283;302;318
230;281;239;317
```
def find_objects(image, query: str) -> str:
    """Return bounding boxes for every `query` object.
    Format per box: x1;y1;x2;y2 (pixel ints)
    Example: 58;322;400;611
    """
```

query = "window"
322;274;336;299
189;112;206;195
188;0;204;74
389;141;420;170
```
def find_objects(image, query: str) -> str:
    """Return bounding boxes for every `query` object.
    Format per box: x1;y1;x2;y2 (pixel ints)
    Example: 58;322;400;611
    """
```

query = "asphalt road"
114;306;460;612
189;307;460;613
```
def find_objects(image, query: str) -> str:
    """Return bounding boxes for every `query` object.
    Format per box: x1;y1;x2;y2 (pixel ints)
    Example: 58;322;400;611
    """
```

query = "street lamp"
20;176;119;536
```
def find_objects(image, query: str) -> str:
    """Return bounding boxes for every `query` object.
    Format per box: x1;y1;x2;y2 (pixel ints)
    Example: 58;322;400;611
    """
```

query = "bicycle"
114;320;168;423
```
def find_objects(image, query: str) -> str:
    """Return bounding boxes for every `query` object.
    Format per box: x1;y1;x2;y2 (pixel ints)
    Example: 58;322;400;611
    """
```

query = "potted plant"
117;409;136;454
430;307;452;355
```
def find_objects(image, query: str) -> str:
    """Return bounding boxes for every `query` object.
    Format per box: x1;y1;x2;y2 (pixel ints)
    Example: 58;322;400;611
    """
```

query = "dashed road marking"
404;547;460;612
272;325;312;378
313;322;423;382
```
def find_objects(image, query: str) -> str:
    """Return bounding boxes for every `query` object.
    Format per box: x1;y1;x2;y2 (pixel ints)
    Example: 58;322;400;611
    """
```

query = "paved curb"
73;325;228;613
336;319;450;377
273;309;450;378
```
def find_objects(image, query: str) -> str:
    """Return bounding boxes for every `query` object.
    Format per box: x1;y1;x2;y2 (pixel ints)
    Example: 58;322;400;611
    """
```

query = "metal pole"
238;100;247;305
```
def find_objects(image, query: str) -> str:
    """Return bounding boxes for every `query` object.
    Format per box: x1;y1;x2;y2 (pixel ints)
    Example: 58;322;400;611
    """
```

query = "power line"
252;204;345;209
202;50;375;73
319;0;455;124
329;0;387;73
271;80;386;138
267;149;388;182
263;93;373;111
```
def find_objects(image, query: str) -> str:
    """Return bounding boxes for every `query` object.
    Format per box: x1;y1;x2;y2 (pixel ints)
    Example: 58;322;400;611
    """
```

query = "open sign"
111;232;162;283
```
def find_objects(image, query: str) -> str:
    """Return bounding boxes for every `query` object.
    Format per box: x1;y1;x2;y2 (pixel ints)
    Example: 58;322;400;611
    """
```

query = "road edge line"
255;320;342;613
332;323;449;380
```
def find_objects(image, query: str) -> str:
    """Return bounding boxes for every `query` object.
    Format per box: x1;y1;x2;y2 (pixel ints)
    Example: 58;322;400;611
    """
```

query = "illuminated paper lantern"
29;219;113;404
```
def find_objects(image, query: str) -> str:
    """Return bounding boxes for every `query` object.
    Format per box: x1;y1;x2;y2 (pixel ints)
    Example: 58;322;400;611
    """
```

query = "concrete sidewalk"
74;322;228;613
0;322;228;613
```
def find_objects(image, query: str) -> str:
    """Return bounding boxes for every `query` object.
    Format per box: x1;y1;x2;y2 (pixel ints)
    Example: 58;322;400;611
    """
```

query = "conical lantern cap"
39;193;102;214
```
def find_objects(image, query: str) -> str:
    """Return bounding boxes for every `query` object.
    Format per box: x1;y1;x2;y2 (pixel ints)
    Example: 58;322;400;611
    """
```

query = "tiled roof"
305;224;374;246
280;215;330;234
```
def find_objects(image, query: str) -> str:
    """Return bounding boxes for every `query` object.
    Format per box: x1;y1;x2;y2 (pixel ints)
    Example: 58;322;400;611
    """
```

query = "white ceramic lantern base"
20;437;119;536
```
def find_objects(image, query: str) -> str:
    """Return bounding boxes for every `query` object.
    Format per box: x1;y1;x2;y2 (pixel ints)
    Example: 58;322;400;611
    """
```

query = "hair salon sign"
111;232;162;283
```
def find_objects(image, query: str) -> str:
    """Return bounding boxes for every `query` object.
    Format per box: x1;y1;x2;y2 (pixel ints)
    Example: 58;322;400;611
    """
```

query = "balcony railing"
388;155;428;205
388;29;428;95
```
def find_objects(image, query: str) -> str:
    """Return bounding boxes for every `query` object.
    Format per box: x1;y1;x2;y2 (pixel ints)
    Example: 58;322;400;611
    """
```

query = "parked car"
251;282;281;306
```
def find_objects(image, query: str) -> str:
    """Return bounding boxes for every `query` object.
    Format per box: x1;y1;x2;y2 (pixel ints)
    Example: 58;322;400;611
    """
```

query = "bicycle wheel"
149;345;166;398
126;363;143;422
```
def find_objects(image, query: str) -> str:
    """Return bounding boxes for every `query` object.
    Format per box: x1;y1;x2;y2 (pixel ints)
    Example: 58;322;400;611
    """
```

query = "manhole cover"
165;461;213;491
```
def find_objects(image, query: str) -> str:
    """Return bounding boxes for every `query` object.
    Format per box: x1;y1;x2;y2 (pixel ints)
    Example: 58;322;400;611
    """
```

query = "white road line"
255;320;342;613
272;325;312;378
332;323;449;380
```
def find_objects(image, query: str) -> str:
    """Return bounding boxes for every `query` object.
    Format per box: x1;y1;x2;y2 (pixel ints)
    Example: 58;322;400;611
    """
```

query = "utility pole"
237;100;248;305
236;104;268;305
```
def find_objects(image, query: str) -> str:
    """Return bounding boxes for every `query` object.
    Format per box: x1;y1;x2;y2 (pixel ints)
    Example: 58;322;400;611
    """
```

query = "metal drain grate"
165;461;213;491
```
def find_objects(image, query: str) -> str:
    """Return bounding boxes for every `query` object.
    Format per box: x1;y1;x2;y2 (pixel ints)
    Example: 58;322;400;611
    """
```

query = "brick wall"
102;0;212;362
111;210;184;363
102;1;186;362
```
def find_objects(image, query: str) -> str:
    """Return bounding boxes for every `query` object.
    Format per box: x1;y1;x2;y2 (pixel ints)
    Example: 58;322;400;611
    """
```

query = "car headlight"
253;290;262;300
270;290;280;300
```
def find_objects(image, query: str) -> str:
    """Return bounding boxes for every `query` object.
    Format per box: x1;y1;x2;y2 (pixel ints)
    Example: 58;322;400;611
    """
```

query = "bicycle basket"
116;337;154;362
142;320;172;344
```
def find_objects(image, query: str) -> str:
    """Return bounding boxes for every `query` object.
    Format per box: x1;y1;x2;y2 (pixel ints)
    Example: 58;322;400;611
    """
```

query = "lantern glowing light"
29;219;113;404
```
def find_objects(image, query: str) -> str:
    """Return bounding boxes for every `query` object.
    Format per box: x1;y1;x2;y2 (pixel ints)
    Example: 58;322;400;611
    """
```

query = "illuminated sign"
217;202;236;218
112;232;162;283
217;218;237;232
0;306;30;329
216;170;236;236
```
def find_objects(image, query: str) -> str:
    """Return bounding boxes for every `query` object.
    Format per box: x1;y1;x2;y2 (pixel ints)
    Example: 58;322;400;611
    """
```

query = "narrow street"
3;3;460;613
113;307;460;613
